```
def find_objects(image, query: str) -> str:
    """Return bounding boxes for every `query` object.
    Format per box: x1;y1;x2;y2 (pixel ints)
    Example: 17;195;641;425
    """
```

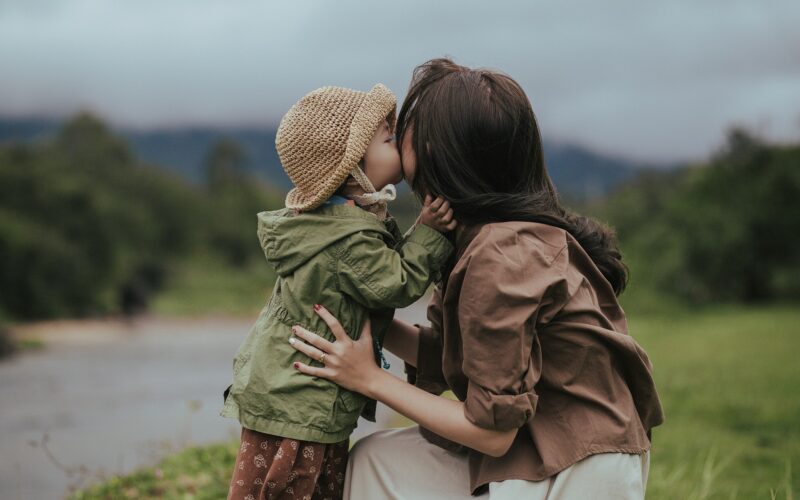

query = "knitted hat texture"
276;84;397;211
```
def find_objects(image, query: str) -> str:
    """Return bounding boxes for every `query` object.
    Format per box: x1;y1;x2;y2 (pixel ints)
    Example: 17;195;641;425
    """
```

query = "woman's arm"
364;365;517;457
288;307;517;458
382;318;419;367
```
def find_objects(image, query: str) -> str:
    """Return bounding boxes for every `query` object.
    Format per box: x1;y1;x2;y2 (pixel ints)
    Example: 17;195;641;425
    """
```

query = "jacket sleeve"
335;223;453;309
404;286;450;395
459;226;566;431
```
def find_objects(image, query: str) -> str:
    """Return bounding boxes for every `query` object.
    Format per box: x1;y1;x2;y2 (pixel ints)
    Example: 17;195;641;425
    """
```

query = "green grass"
72;293;799;499
631;302;799;499
151;250;276;317
68;439;239;500
15;337;46;350
0;329;45;359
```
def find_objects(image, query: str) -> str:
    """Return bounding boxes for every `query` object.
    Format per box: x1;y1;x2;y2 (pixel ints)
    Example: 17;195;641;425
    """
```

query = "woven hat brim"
285;84;397;211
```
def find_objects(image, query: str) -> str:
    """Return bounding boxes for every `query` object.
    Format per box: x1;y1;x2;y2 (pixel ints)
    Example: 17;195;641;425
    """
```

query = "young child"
220;83;456;500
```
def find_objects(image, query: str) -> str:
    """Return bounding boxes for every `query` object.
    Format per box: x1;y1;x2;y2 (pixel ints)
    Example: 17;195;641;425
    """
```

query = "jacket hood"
256;205;391;276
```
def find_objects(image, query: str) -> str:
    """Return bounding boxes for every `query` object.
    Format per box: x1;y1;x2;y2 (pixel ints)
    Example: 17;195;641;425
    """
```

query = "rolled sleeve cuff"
463;381;538;431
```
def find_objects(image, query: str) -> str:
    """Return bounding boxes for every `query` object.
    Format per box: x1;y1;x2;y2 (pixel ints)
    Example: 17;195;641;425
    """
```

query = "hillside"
0;117;674;198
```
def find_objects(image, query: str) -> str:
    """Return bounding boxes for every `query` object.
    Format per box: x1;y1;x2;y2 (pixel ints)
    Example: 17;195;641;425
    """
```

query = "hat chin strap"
353;183;397;203
349;166;397;206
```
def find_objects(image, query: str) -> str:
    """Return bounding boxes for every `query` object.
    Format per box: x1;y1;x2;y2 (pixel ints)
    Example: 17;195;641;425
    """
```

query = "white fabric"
351;183;397;203
343;425;649;500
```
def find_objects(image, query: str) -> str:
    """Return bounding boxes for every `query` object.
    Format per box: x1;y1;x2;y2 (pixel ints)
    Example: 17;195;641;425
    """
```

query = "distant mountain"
0;117;290;186
0;118;60;144
544;142;652;200
0;117;674;198
126;126;290;187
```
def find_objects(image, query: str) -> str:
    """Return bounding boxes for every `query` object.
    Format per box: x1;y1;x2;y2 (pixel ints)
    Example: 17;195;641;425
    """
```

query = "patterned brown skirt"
227;426;349;500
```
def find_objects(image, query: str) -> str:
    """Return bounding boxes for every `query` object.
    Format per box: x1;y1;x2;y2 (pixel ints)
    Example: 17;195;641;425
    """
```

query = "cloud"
1;0;798;161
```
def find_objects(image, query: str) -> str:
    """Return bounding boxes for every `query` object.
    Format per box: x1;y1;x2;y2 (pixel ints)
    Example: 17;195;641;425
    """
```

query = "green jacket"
219;202;453;443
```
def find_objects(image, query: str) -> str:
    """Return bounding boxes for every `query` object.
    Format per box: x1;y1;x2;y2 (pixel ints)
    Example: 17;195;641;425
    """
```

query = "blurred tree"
0;114;221;319
55;112;135;170
593;127;800;304
205;138;247;192
201;138;283;268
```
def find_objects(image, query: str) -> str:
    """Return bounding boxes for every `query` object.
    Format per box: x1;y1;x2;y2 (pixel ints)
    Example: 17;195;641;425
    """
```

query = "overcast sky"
1;0;798;162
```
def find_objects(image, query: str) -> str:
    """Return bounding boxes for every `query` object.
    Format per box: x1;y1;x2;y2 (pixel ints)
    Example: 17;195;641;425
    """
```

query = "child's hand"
418;195;457;233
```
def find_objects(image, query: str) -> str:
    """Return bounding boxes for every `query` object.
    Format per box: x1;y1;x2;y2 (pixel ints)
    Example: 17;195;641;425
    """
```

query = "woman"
287;58;665;499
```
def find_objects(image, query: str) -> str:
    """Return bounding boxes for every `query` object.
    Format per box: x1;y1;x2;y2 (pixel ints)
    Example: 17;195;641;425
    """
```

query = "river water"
0;301;428;499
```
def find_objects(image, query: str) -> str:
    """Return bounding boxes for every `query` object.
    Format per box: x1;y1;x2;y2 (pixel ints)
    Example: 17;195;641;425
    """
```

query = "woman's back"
407;220;664;495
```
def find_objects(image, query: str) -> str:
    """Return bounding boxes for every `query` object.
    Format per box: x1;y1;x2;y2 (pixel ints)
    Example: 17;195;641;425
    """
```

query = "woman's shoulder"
460;221;569;269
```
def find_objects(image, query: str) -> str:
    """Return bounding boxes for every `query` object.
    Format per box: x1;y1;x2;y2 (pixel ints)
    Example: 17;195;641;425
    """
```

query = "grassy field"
150;250;277;318
631;303;798;499
71;265;800;499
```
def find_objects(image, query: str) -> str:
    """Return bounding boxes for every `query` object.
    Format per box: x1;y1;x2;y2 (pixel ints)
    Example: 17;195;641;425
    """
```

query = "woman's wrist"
363;367;393;400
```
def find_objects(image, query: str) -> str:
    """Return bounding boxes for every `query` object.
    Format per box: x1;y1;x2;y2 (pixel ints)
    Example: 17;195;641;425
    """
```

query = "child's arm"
334;222;452;309
334;196;456;309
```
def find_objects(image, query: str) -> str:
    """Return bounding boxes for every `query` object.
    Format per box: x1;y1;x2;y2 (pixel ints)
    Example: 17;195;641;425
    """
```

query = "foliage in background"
0;113;283;321
588;128;800;304
2;116;798;323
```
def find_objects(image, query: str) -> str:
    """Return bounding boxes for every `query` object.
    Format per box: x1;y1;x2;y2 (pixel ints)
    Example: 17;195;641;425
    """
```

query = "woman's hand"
290;305;518;457
288;304;382;396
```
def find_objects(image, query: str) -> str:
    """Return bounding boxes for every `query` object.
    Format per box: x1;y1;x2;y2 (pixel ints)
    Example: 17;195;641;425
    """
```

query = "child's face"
362;120;403;190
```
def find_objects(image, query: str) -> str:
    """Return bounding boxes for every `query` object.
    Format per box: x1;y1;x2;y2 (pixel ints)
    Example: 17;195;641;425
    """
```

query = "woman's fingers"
438;200;450;213
423;194;433;207
313;304;349;342
288;335;327;362
440;211;453;223
291;324;335;352
445;219;458;231
293;361;335;379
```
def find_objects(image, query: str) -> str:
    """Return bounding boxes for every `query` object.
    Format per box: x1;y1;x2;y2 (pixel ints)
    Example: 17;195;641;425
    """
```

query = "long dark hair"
397;58;629;295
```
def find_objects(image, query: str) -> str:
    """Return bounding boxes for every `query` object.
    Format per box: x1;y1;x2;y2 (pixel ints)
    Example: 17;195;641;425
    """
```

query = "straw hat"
276;84;397;211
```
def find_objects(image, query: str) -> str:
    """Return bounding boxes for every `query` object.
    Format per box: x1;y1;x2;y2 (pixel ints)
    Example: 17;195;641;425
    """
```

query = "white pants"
343;425;650;499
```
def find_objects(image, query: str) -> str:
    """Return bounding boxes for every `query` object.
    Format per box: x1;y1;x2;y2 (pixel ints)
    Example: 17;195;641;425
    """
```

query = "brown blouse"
403;221;665;496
